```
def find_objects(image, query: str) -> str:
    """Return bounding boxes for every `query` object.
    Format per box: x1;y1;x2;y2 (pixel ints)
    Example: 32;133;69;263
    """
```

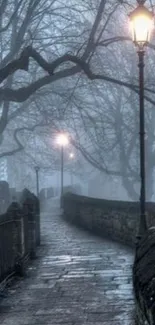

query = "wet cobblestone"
0;204;134;324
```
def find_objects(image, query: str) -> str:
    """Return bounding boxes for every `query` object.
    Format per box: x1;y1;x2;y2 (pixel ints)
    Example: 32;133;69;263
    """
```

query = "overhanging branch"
0;45;155;105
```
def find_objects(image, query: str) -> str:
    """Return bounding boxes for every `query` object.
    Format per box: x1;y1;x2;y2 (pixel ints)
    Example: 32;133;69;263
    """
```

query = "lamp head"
69;153;74;159
129;3;154;49
56;133;69;147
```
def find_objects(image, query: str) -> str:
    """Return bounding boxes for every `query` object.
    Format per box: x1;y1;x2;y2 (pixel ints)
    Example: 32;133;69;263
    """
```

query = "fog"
0;0;155;203
0;152;148;202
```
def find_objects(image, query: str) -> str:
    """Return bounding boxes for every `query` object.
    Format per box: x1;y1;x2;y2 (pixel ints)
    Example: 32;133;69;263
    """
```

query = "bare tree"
0;0;155;200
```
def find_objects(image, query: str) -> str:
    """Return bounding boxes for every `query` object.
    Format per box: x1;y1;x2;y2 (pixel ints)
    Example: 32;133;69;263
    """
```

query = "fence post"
23;197;36;259
29;208;36;260
8;201;25;276
35;195;40;246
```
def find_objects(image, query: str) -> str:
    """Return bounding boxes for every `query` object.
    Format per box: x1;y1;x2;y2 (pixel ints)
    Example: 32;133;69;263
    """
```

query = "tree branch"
0;120;48;158
0;66;80;102
0;45;155;105
0;0;23;33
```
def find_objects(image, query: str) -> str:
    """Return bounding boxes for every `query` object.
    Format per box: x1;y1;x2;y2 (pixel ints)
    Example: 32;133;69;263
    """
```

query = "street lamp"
56;133;69;207
129;1;154;238
69;152;74;187
34;166;40;198
69;152;74;159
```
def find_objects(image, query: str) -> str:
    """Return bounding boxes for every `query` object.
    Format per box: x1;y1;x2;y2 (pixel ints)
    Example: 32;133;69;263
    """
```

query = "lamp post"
35;166;40;198
129;1;154;239
56;133;69;207
69;152;74;187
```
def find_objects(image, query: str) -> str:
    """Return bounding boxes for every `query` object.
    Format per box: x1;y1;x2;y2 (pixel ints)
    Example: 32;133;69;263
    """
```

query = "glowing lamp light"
69;153;74;159
129;4;154;48
56;133;69;147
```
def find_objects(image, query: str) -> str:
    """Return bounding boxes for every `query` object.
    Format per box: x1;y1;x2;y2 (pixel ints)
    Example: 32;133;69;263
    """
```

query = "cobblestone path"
0;205;134;325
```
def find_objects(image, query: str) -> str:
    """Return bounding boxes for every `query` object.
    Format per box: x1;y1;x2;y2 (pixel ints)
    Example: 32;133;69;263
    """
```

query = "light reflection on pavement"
0;203;135;325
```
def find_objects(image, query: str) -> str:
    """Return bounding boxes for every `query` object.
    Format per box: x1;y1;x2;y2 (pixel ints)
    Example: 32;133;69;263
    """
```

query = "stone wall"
63;193;155;323
62;193;155;247
133;227;155;324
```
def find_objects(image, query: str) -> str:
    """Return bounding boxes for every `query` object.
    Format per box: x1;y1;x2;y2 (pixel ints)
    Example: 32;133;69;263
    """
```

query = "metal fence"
0;189;40;284
0;216;16;281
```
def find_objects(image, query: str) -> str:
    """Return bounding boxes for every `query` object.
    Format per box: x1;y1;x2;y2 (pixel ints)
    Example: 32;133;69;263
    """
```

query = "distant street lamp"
69;152;74;187
35;166;40;198
69;152;74;159
56;133;69;207
129;1;154;239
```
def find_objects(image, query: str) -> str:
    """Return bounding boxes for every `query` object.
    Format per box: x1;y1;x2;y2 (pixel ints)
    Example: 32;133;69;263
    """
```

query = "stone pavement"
0;204;134;325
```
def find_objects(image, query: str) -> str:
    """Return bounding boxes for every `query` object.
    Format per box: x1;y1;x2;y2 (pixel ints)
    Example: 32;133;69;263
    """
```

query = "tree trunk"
146;167;154;201
122;167;154;202
122;176;139;201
